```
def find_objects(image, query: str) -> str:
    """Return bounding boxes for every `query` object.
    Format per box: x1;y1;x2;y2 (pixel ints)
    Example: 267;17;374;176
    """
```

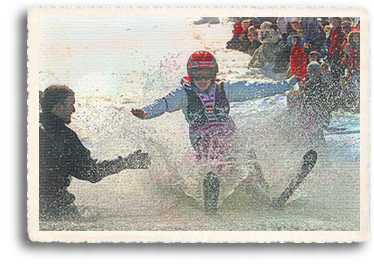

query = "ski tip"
303;150;317;165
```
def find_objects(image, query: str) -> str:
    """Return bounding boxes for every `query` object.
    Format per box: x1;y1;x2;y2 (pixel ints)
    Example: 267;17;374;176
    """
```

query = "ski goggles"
191;74;215;81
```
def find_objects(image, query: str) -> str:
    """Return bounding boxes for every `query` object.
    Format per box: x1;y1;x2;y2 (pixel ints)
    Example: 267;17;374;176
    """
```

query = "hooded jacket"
329;26;345;56
290;42;307;79
233;22;244;35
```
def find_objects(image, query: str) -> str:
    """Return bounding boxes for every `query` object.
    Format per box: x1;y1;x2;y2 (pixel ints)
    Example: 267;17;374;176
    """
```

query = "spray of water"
39;17;360;231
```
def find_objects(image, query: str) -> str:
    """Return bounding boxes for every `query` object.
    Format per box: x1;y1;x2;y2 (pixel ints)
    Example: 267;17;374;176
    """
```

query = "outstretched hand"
123;150;151;169
131;108;148;118
296;76;305;87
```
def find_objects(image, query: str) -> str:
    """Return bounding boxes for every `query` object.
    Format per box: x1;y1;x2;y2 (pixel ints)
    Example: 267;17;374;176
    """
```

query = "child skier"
131;51;299;212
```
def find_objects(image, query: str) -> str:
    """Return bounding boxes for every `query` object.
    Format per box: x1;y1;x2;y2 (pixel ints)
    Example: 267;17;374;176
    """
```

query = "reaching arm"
131;108;148;118
132;88;188;119
69;150;151;183
226;76;298;102
54;128;150;183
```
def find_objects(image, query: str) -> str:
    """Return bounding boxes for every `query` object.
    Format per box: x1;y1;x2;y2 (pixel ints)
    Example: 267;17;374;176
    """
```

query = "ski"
203;172;220;213
272;150;318;208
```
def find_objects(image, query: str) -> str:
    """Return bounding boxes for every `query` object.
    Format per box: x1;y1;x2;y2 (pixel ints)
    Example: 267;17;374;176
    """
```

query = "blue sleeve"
302;17;319;44
226;76;298;102
141;87;188;119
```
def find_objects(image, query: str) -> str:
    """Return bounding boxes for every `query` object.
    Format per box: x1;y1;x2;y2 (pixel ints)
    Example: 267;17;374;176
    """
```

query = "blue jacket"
301;17;321;45
140;76;297;148
141;76;298;121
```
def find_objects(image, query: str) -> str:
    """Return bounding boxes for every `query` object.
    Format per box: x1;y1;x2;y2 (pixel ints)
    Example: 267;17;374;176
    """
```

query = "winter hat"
291;19;301;24
291;34;302;44
309;51;321;62
347;30;360;49
341;20;352;27
307;61;321;73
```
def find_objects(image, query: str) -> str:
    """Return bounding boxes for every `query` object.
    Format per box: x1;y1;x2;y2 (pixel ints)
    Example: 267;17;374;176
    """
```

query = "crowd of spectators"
226;17;360;113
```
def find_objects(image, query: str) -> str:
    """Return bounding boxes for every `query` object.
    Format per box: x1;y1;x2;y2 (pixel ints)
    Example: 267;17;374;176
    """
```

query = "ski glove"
120;150;151;169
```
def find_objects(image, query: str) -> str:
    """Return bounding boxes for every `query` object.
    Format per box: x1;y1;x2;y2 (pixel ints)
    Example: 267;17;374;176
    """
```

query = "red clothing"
348;47;360;79
233;22;243;35
340;36;349;67
342;35;348;50
329;27;345;56
290;44;307;79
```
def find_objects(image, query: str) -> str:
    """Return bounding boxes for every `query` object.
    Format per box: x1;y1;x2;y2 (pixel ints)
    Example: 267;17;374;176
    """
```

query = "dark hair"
291;34;301;44
321;62;329;69
348;30;360;49
309;51;321;61
40;85;74;113
329;17;342;23
341;17;353;23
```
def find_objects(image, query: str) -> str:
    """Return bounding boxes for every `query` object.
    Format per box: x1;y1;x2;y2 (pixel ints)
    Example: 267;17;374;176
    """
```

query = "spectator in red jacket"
226;17;245;50
233;17;243;35
329;17;345;55
340;20;353;69
290;35;307;79
347;30;360;110
327;17;345;84
341;20;352;49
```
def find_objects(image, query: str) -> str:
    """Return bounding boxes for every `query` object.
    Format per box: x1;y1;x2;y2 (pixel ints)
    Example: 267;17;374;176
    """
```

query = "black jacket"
302;75;331;107
39;112;126;214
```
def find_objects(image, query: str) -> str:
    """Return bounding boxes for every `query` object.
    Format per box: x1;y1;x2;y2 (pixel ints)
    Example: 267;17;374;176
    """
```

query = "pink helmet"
187;51;219;79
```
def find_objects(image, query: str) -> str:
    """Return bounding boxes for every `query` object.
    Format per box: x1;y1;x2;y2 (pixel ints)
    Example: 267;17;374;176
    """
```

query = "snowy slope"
38;17;360;231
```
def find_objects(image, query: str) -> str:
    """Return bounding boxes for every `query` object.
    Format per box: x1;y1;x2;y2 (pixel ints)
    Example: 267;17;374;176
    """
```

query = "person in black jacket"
243;26;262;55
299;62;335;144
39;85;150;220
237;20;251;52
